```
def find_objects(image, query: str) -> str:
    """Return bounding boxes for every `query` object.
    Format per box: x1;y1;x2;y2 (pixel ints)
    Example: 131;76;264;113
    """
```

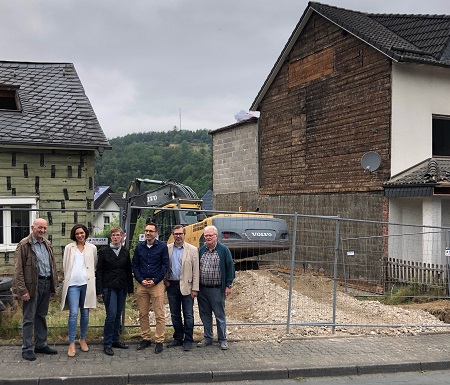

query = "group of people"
13;218;235;361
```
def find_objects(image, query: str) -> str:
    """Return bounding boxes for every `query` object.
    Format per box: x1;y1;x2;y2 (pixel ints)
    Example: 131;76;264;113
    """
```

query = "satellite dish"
361;151;381;172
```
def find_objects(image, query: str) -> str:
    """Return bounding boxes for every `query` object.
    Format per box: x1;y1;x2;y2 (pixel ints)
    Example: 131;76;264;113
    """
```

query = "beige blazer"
60;241;98;310
167;242;199;296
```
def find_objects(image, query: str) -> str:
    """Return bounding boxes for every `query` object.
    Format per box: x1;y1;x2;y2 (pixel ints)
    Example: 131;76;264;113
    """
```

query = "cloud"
1;0;449;138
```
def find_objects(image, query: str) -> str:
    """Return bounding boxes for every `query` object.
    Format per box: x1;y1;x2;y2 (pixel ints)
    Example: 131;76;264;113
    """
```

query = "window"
0;198;37;252
432;116;450;156
103;215;110;230
152;209;177;242
0;86;21;111
180;210;202;225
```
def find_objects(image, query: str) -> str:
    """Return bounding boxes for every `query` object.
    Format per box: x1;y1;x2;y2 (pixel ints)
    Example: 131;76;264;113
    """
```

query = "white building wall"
388;199;423;263
93;199;121;235
391;63;450;176
422;197;442;265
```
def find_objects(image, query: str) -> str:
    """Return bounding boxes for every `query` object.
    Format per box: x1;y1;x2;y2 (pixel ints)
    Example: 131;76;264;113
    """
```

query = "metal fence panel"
1;207;450;334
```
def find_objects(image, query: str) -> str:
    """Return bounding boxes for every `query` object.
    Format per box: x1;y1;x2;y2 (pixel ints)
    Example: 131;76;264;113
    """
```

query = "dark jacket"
132;239;169;285
199;242;235;292
96;246;134;294
13;234;57;299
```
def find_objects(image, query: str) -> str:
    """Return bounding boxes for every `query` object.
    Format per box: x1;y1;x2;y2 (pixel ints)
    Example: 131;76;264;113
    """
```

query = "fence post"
286;212;298;335
332;215;340;335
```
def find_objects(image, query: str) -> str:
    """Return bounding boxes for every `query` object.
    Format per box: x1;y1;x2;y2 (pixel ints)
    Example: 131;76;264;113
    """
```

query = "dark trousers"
102;288;127;348
167;282;194;343
22;279;52;351
197;285;227;342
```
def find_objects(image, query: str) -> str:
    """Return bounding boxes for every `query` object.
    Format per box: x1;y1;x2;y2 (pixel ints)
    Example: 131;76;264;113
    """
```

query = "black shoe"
154;342;163;354
137;339;152;350
104;347;114;356
22;350;37;361
166;340;182;348
183;341;192;351
112;341;129;349
34;345;58;355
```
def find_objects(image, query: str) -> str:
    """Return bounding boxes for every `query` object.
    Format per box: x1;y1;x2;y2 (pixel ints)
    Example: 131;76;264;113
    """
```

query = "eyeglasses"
145;230;157;233
173;233;184;237
204;234;216;238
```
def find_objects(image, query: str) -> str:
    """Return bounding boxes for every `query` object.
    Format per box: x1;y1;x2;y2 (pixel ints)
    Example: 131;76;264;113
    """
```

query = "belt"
200;284;221;288
168;280;180;284
38;276;52;280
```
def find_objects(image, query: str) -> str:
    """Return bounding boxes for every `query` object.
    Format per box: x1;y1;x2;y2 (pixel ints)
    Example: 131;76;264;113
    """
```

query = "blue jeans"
167;283;194;343
102;288;127;348
197;285;227;342
67;284;89;343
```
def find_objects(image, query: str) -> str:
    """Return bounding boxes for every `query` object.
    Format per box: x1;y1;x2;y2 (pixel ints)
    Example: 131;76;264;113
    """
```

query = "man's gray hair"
204;225;218;235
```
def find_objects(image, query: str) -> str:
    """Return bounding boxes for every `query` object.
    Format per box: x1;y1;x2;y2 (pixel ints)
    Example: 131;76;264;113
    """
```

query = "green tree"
95;129;212;196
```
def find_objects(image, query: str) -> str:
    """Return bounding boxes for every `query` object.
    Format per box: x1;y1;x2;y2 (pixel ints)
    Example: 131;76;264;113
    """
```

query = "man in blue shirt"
165;225;199;351
132;222;169;354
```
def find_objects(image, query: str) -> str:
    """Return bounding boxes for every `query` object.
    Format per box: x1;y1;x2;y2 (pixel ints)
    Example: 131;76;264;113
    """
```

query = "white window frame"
0;197;38;252
103;215;111;230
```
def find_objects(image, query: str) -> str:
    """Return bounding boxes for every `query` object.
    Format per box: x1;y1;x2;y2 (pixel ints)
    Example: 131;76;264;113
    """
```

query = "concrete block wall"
212;119;259;194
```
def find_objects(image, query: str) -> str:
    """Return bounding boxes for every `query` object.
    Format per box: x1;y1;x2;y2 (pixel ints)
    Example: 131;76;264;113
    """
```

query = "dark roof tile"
251;2;450;111
0;61;110;150
384;158;450;186
310;2;450;65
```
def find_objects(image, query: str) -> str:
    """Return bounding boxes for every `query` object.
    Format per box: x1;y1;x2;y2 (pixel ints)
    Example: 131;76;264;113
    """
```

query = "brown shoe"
79;339;89;352
68;343;76;357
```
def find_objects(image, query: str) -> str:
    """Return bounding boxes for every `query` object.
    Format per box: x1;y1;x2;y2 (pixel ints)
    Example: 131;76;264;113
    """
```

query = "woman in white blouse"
61;224;97;357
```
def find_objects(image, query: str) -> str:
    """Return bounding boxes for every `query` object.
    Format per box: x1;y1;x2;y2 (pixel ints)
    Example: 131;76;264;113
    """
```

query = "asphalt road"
158;370;450;385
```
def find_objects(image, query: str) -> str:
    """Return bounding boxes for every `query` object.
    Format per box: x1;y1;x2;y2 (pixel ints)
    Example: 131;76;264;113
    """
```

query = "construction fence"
1;206;450;334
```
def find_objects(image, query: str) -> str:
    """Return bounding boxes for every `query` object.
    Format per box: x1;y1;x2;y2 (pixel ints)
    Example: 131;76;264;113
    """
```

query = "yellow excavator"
122;178;290;259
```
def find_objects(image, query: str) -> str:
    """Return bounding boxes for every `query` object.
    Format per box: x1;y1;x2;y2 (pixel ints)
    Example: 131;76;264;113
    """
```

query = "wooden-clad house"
0;61;110;274
212;2;450;272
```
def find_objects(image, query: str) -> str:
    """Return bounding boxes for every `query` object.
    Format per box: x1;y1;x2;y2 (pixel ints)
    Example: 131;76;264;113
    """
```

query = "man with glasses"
197;225;235;350
165;225;199;351
132;222;169;354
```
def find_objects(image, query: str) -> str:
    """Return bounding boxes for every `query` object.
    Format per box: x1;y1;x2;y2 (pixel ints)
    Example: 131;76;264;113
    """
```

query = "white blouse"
69;249;88;286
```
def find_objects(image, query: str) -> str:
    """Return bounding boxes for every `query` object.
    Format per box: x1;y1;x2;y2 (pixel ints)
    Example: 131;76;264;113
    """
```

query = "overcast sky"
1;0;449;139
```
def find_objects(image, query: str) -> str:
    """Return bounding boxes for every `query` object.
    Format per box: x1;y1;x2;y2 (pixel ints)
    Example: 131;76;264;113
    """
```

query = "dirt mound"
223;269;448;341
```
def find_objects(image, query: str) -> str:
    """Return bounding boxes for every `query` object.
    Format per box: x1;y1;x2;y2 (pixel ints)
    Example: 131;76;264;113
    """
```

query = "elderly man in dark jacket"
96;226;134;356
13;218;58;361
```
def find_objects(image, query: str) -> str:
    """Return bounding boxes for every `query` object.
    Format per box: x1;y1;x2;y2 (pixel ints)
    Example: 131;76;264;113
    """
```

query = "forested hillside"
95;129;212;196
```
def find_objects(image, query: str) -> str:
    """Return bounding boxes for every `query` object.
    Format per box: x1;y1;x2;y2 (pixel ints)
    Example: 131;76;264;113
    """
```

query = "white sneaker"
220;341;228;350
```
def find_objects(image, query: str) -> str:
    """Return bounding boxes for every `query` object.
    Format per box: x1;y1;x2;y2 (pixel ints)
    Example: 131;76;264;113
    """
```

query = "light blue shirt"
32;236;51;277
170;244;183;280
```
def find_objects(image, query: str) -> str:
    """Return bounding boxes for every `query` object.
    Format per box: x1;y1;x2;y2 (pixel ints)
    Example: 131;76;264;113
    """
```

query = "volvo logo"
251;232;273;237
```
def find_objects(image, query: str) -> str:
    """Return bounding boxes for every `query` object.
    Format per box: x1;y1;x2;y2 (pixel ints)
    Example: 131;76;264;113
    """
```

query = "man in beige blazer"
165;225;199;351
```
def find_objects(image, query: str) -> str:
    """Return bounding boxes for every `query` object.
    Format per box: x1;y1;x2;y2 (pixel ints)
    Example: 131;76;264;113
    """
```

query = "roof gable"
251;2;450;111
0;61;110;150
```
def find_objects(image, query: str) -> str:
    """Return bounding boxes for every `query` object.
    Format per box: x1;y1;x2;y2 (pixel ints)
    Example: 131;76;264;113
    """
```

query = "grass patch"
0;295;144;344
380;283;447;305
